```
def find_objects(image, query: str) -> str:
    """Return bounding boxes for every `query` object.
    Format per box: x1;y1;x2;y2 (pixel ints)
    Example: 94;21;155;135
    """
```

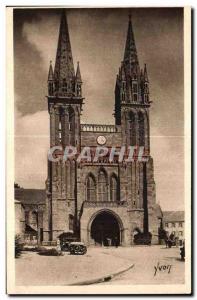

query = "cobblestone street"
99;245;185;285
15;245;185;286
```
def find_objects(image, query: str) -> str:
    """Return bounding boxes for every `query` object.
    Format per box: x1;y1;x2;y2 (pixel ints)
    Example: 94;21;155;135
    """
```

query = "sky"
14;8;184;211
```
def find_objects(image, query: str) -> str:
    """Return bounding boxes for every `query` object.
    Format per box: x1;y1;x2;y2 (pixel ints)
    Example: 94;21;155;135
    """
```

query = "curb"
67;263;134;286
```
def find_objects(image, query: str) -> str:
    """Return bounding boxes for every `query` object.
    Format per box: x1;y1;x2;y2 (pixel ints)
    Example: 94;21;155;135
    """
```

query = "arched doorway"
90;211;121;246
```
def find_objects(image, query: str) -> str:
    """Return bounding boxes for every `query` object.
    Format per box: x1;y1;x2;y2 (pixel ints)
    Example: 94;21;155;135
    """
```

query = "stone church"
16;11;162;246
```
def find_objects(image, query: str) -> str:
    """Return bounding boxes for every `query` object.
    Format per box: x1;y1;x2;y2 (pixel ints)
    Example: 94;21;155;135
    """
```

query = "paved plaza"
15;245;185;286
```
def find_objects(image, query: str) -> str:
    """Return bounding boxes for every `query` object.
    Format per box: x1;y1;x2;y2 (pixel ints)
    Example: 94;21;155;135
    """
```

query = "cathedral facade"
41;11;161;246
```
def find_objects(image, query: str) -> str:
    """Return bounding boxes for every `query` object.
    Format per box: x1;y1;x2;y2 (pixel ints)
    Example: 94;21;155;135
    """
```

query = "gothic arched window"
68;106;75;145
76;83;81;96
58;118;62;143
86;174;96;202
110;175;119;202
98;169;108;202
62;78;67;92
138;112;145;146
31;211;38;229
128;111;136;146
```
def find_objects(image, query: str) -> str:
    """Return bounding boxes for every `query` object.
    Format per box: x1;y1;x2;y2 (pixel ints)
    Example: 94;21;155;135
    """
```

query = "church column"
143;110;149;155
61;160;66;198
139;162;144;209
50;106;56;147
66;160;71;200
55;106;60;145
121;109;127;145
63;106;69;147
146;111;150;154
126;163;132;205
119;164;128;202
135;110;139;148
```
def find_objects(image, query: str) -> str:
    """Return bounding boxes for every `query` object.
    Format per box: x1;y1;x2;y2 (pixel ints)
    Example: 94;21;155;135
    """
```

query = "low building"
15;199;25;236
14;184;45;244
163;211;184;244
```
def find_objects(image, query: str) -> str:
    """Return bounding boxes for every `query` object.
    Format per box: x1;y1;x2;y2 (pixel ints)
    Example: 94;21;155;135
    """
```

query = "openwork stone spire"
48;10;83;98
115;14;150;124
54;10;75;91
123;15;139;76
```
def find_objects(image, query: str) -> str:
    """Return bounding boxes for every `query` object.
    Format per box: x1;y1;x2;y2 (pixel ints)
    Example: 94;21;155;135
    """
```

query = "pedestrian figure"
165;232;169;248
114;236;119;248
56;238;61;251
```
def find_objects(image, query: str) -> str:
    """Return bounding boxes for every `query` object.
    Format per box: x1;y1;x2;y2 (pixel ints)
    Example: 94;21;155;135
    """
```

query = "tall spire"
54;10;75;84
123;15;139;75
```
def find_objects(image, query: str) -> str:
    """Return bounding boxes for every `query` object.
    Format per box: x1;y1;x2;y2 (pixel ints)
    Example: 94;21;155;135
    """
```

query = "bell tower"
114;15;157;240
43;11;84;243
115;15;150;154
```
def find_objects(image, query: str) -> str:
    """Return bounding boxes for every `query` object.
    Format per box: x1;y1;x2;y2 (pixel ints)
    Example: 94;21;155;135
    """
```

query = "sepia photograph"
6;6;191;294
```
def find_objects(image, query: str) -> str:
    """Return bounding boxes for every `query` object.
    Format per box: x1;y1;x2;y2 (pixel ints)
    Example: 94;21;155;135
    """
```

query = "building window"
77;83;81;96
31;211;38;229
179;231;183;236
171;222;175;228
58;120;62;142
144;94;149;102
129;111;136;146
138;112;145;146
98;169;108;202
86;174;96;202
133;83;138;93
110;175;118;202
69;214;74;231
165;223;168;227
133;94;137;102
179;222;183;227
145;82;149;93
68;106;75;145
62;79;67;92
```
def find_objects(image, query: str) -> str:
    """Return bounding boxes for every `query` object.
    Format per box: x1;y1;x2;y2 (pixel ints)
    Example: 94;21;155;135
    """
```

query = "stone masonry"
40;11;161;246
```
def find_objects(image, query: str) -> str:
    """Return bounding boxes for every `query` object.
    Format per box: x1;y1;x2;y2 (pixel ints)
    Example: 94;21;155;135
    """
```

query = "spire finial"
128;9;133;21
128;12;132;21
48;60;54;81
76;61;82;83
144;63;148;81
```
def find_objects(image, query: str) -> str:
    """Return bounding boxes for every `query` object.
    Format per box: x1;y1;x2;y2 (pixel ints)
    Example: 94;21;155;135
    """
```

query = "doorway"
90;211;121;246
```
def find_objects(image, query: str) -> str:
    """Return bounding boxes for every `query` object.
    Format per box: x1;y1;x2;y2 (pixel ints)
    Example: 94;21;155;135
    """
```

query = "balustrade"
81;124;116;133
83;201;127;208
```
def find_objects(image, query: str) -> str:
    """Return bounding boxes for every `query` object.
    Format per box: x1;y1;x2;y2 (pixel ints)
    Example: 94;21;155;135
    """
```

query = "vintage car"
59;232;78;252
134;230;152;245
69;242;87;255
